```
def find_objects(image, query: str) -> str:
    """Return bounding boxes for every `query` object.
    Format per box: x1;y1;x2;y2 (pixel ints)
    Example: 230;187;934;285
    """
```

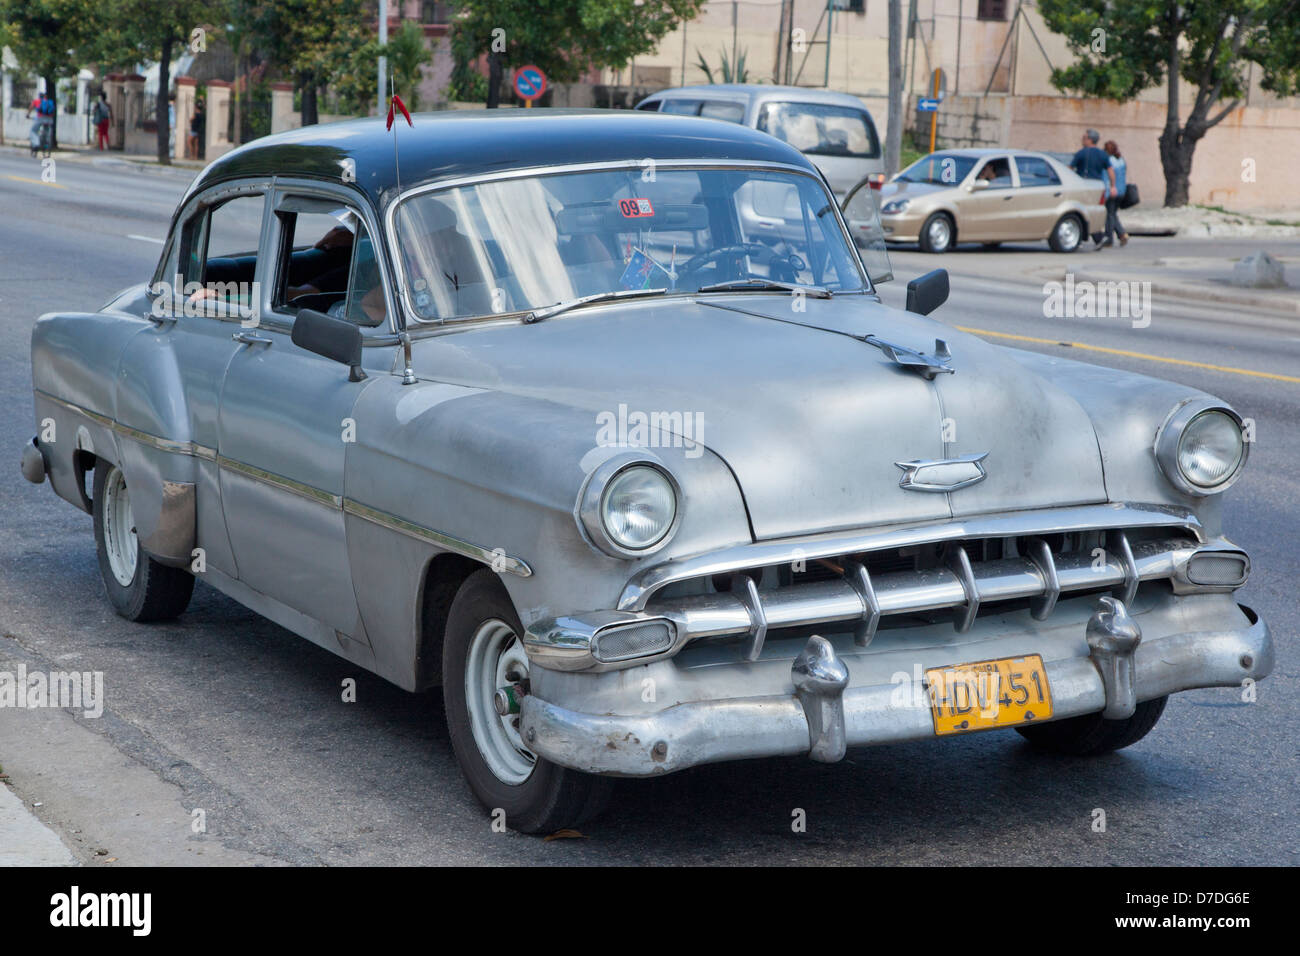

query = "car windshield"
895;153;978;185
392;166;868;322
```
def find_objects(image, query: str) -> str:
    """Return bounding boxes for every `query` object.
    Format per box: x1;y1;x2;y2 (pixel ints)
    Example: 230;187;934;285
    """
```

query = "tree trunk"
156;38;172;165
300;73;318;126
885;0;903;175
486;52;503;108
44;72;58;150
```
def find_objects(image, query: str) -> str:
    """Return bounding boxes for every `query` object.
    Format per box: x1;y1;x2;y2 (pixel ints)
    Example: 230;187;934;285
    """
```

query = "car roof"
643;84;870;108
189;109;817;209
922;147;1056;158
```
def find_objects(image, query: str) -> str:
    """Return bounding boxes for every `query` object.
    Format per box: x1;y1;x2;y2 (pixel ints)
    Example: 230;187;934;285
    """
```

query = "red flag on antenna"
386;93;412;130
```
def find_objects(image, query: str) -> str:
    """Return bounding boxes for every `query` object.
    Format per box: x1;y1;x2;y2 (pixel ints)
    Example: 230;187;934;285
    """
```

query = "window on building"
978;0;1009;20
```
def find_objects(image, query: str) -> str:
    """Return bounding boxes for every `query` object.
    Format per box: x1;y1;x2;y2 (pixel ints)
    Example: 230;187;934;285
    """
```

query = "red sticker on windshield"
619;198;655;218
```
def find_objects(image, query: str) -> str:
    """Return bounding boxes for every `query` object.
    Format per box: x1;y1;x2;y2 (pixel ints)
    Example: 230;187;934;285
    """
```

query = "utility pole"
377;0;388;114
885;0;903;174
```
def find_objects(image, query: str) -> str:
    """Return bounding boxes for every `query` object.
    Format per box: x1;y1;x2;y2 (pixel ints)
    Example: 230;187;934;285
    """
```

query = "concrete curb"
0;778;77;866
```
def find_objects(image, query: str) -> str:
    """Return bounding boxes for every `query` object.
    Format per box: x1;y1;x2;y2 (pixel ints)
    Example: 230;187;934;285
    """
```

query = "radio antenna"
386;75;412;196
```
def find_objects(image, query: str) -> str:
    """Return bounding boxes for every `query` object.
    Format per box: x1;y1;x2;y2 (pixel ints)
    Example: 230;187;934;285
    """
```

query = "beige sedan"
874;149;1106;254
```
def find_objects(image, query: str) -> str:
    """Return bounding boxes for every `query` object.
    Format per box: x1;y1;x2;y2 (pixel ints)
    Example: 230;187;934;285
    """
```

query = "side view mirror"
905;269;949;316
967;179;991;192
291;308;366;381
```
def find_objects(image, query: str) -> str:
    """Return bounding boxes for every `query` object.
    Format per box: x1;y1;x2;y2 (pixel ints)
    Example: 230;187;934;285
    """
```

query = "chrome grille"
647;528;1207;661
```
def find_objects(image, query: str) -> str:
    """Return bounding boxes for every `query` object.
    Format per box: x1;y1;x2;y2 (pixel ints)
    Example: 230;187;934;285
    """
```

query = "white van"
635;84;884;199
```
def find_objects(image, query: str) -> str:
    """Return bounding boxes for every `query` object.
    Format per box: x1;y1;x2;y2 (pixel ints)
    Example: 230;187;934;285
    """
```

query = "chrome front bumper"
519;595;1271;777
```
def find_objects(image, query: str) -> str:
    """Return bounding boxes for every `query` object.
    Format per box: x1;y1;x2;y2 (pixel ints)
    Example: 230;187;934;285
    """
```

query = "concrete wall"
919;92;1300;208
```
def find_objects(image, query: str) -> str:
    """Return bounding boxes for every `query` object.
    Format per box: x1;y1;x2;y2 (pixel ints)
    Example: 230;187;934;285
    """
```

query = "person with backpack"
27;90;56;156
92;91;112;150
1101;140;1129;247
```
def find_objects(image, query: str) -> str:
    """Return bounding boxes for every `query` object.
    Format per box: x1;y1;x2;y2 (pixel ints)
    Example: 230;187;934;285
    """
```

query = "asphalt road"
1;148;1296;865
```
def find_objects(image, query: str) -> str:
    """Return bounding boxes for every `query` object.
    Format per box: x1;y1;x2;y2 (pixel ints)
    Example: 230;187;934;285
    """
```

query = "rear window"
757;102;881;158
656;98;745;124
1015;155;1061;187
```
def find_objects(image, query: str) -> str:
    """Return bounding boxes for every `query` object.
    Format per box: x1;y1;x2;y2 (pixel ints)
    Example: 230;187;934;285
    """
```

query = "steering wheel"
679;243;802;282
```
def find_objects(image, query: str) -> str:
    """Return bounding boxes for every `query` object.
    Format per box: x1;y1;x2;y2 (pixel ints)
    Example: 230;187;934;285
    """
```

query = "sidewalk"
0;772;77;866
1069;253;1300;314
0;141;203;177
1124;204;1300;239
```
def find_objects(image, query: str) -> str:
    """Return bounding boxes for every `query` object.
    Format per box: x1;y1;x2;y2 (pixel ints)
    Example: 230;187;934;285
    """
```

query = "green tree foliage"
1038;0;1300;206
0;0;111;147
333;19;432;115
240;0;370;125
450;0;705;106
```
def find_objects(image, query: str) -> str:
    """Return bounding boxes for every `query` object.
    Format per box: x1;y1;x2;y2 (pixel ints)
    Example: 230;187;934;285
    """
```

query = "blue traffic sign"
917;98;940;112
513;65;547;101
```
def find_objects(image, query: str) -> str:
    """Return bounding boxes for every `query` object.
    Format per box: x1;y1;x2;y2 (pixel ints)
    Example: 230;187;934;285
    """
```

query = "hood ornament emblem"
895;453;988;492
864;335;954;379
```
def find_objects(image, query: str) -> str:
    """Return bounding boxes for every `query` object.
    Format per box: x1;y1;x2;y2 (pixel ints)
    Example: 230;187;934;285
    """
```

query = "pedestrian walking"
92;91;112;150
187;99;205;160
1101;140;1129;247
1070;129;1117;247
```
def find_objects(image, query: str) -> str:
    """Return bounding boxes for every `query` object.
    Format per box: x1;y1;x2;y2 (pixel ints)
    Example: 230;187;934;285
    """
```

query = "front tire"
918;213;955;254
92;461;194;622
443;569;612;834
1016;695;1168;755
1048;214;1084;253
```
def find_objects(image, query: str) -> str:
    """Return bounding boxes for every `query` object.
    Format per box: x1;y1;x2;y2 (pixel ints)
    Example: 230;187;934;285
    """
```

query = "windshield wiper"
523;287;668;324
696;278;832;298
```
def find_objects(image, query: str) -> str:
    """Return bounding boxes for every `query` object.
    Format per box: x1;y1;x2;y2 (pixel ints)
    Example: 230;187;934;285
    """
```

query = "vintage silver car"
23;111;1271;834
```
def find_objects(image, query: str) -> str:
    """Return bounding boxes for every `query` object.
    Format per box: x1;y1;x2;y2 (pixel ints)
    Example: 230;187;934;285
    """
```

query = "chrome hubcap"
465;619;536;784
1058;218;1080;249
103;467;138;587
928;218;951;250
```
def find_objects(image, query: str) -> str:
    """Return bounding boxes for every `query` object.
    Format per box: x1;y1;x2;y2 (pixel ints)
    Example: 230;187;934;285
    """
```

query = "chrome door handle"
232;331;273;346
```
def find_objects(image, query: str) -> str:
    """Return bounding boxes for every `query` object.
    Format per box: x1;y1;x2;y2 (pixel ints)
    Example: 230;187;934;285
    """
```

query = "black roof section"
191;108;818;208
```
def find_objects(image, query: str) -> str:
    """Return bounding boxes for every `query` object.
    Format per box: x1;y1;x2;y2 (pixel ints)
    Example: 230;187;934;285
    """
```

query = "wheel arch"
415;553;499;690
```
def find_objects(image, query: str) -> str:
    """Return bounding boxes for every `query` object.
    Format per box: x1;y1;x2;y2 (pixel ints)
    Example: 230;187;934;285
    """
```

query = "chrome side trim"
37;391;218;460
618;504;1204;611
342;499;533;578
36;391;531;578
218;456;341;508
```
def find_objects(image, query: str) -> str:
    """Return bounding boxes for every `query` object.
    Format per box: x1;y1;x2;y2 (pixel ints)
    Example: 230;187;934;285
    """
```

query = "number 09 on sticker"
619;198;654;218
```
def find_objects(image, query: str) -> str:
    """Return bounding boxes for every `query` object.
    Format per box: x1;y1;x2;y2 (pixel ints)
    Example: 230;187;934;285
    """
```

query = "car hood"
407;295;1107;539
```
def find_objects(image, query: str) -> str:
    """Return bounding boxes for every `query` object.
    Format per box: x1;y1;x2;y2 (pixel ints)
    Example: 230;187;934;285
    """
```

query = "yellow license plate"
925;654;1053;736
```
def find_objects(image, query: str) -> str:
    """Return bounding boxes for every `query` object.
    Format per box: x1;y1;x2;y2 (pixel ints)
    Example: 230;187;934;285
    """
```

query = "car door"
140;186;268;578
957;155;1019;240
1012;154;1069;237
216;185;395;637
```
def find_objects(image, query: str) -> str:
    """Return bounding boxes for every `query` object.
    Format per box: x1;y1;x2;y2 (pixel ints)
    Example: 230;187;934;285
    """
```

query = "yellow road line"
3;174;66;189
956;324;1300;384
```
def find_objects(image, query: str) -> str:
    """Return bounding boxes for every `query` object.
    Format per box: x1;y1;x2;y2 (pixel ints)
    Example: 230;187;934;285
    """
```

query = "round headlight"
1177;410;1244;489
1155;402;1247;495
601;466;677;551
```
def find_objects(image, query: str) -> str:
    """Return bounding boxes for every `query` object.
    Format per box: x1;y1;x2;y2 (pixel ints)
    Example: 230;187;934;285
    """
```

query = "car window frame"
1012;154;1062;189
152;180;273;326
384;158;874;328
266;179;398;338
971;155;1016;190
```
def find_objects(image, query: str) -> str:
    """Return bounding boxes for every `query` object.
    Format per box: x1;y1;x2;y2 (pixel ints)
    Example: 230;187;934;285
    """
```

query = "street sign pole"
377;0;388;116
928;67;939;153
